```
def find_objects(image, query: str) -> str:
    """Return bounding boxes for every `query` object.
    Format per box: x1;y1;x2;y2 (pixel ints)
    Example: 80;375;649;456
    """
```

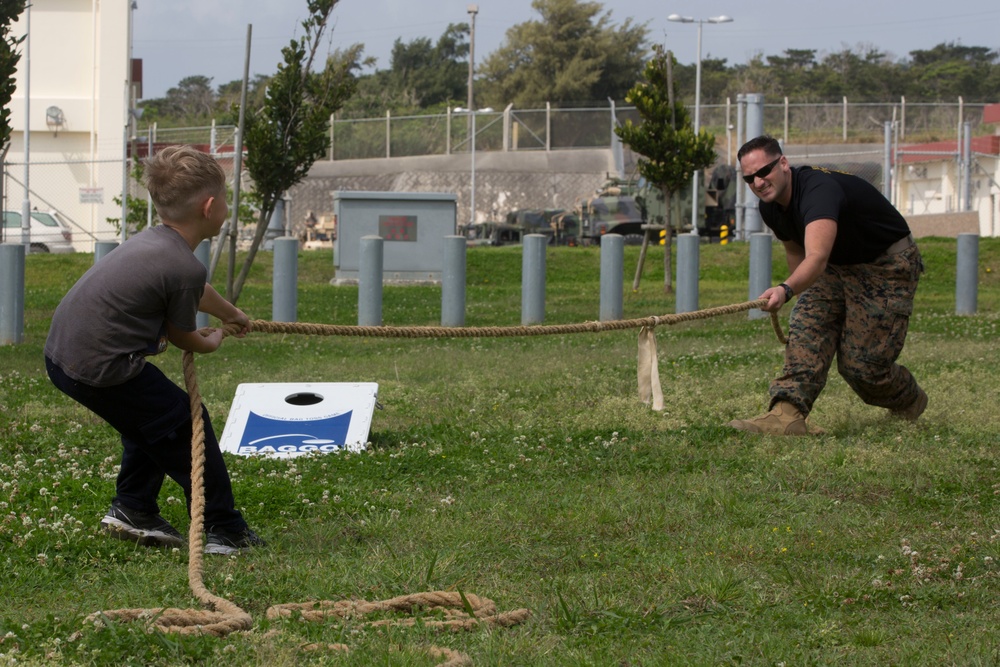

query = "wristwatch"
778;282;794;301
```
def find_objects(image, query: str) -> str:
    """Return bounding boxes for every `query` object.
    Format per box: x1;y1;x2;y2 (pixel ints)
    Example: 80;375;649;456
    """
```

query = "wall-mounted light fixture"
45;105;65;137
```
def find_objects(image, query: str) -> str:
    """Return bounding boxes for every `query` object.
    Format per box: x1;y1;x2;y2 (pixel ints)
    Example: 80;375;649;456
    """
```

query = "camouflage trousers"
770;243;924;415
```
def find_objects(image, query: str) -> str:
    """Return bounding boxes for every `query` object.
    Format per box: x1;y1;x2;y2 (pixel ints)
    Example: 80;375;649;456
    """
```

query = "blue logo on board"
237;410;353;455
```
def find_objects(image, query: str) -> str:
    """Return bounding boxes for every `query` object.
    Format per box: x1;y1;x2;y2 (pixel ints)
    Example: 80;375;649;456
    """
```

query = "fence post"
842;96;848;141
742;94;765;238
675;233;699;314
783;96;789;145
442;235;466;327
882;121;893;199
359;235;383;326
748;233;773;320
273;237;299;323
955;233;978;315
0;243;25;345
599;234;623;321
521;234;546;325
963;121;972;211
900;95;906;140
545;102;551;152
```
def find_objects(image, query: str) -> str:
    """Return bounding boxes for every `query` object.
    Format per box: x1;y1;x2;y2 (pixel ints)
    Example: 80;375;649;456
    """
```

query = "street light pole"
667;13;733;235
466;4;478;137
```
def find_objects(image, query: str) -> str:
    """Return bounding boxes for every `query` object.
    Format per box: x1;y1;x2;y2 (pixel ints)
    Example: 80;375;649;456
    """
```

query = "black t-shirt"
759;166;911;265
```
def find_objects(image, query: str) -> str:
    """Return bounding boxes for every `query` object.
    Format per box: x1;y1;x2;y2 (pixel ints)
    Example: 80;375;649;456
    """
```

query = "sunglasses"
742;156;782;184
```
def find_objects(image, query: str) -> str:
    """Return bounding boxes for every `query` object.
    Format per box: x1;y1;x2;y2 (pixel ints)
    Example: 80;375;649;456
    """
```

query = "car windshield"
30;212;60;227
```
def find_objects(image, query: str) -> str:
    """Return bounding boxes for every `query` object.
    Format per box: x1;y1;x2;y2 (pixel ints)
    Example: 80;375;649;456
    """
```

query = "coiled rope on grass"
85;299;784;651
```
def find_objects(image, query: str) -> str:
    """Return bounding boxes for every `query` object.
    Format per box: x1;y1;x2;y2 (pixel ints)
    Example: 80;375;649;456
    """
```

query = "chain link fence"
98;99;986;162
3;99;993;250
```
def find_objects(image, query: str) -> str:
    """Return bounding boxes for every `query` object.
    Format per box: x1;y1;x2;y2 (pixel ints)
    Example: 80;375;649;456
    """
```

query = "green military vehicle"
460;208;579;246
633;164;738;243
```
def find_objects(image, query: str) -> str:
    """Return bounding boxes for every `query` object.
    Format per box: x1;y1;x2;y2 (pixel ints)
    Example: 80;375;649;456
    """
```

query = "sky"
133;0;1000;101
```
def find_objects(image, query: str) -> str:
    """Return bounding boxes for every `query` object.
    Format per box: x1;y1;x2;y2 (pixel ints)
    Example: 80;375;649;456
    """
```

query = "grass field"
1;238;999;666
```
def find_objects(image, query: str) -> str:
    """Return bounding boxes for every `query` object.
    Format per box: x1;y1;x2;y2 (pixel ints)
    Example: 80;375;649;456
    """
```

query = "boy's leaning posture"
44;145;265;555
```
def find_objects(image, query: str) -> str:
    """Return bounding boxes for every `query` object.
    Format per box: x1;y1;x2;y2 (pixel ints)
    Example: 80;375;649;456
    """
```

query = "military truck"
568;177;646;245
635;164;739;242
460;208;579;246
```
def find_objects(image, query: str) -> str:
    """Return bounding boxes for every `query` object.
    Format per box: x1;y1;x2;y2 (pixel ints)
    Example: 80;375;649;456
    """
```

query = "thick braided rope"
85;299;783;641
267;591;531;629
85;353;254;636
238;298;783;341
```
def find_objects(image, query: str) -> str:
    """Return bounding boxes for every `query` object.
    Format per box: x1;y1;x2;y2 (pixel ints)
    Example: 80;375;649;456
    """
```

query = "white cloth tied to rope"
637;324;663;411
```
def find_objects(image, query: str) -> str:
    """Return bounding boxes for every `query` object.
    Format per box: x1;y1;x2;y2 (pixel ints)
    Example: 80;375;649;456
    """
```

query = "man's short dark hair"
738;135;783;162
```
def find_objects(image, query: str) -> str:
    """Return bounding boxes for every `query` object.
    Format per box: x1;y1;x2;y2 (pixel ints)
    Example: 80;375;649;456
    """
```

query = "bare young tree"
227;0;361;304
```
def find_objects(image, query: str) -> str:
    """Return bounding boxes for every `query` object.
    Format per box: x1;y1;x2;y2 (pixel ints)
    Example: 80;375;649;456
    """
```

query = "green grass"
1;239;999;666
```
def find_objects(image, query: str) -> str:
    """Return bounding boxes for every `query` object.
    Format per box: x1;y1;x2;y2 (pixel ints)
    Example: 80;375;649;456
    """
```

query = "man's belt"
886;233;915;255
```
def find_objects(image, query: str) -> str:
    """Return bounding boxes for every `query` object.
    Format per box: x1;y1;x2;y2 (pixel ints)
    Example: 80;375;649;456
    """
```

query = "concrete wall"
906;212;980;238
287;149;620;237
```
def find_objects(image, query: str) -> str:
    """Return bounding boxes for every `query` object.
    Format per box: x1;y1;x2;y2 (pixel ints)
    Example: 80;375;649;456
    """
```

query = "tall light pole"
453;107;493;229
667;13;733;235
466;5;478;134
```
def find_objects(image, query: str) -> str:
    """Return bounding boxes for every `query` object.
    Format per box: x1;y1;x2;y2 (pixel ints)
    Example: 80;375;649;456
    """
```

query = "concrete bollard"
358;235;383;326
748;233;773;320
521;234;546;325
675;232;700;314
441;235;467;327
273;237;299;323
94;240;118;263
955;233;979;315
0;244;26;345
599;234;624;321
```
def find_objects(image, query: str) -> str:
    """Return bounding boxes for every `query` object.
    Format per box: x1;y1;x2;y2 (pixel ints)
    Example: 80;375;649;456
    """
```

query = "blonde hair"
144;145;226;221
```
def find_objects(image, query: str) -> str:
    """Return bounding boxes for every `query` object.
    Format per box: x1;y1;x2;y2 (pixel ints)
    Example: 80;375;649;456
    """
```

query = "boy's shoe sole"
100;503;186;548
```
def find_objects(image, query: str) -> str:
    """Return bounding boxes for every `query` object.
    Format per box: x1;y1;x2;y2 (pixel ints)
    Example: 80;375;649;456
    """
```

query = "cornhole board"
219;382;378;458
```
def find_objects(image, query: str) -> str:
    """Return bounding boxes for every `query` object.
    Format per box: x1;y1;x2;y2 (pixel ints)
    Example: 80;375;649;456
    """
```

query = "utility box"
332;191;457;282
219;382;378;458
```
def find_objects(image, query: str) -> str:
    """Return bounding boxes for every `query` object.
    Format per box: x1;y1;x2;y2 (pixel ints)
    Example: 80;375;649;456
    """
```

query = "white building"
896;103;1000;237
6;0;136;251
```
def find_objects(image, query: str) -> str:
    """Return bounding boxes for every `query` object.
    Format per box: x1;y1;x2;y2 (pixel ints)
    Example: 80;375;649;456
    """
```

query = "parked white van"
2;210;74;253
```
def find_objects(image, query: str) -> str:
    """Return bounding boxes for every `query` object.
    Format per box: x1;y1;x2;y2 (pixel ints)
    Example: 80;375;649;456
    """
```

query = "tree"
477;0;648;106
387;23;469;108
615;45;717;293
908;42;998;101
229;0;361;304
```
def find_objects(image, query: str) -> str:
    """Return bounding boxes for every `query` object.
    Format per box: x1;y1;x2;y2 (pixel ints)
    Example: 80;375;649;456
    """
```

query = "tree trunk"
230;198;275;305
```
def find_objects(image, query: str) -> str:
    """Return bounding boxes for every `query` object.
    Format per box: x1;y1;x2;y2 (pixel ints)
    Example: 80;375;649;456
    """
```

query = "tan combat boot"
890;387;928;421
728;401;809;436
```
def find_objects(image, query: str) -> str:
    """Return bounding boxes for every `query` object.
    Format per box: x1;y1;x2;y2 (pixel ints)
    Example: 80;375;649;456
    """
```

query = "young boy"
44;145;265;555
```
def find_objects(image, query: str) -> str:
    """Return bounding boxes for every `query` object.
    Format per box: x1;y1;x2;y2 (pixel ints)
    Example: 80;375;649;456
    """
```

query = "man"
729;135;927;435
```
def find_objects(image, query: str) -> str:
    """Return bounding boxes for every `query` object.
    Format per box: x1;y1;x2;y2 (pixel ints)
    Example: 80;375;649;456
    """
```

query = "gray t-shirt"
44;225;206;387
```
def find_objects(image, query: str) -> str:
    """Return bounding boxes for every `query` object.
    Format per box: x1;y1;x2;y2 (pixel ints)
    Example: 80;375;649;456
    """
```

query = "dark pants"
45;357;246;532
770;244;924;415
